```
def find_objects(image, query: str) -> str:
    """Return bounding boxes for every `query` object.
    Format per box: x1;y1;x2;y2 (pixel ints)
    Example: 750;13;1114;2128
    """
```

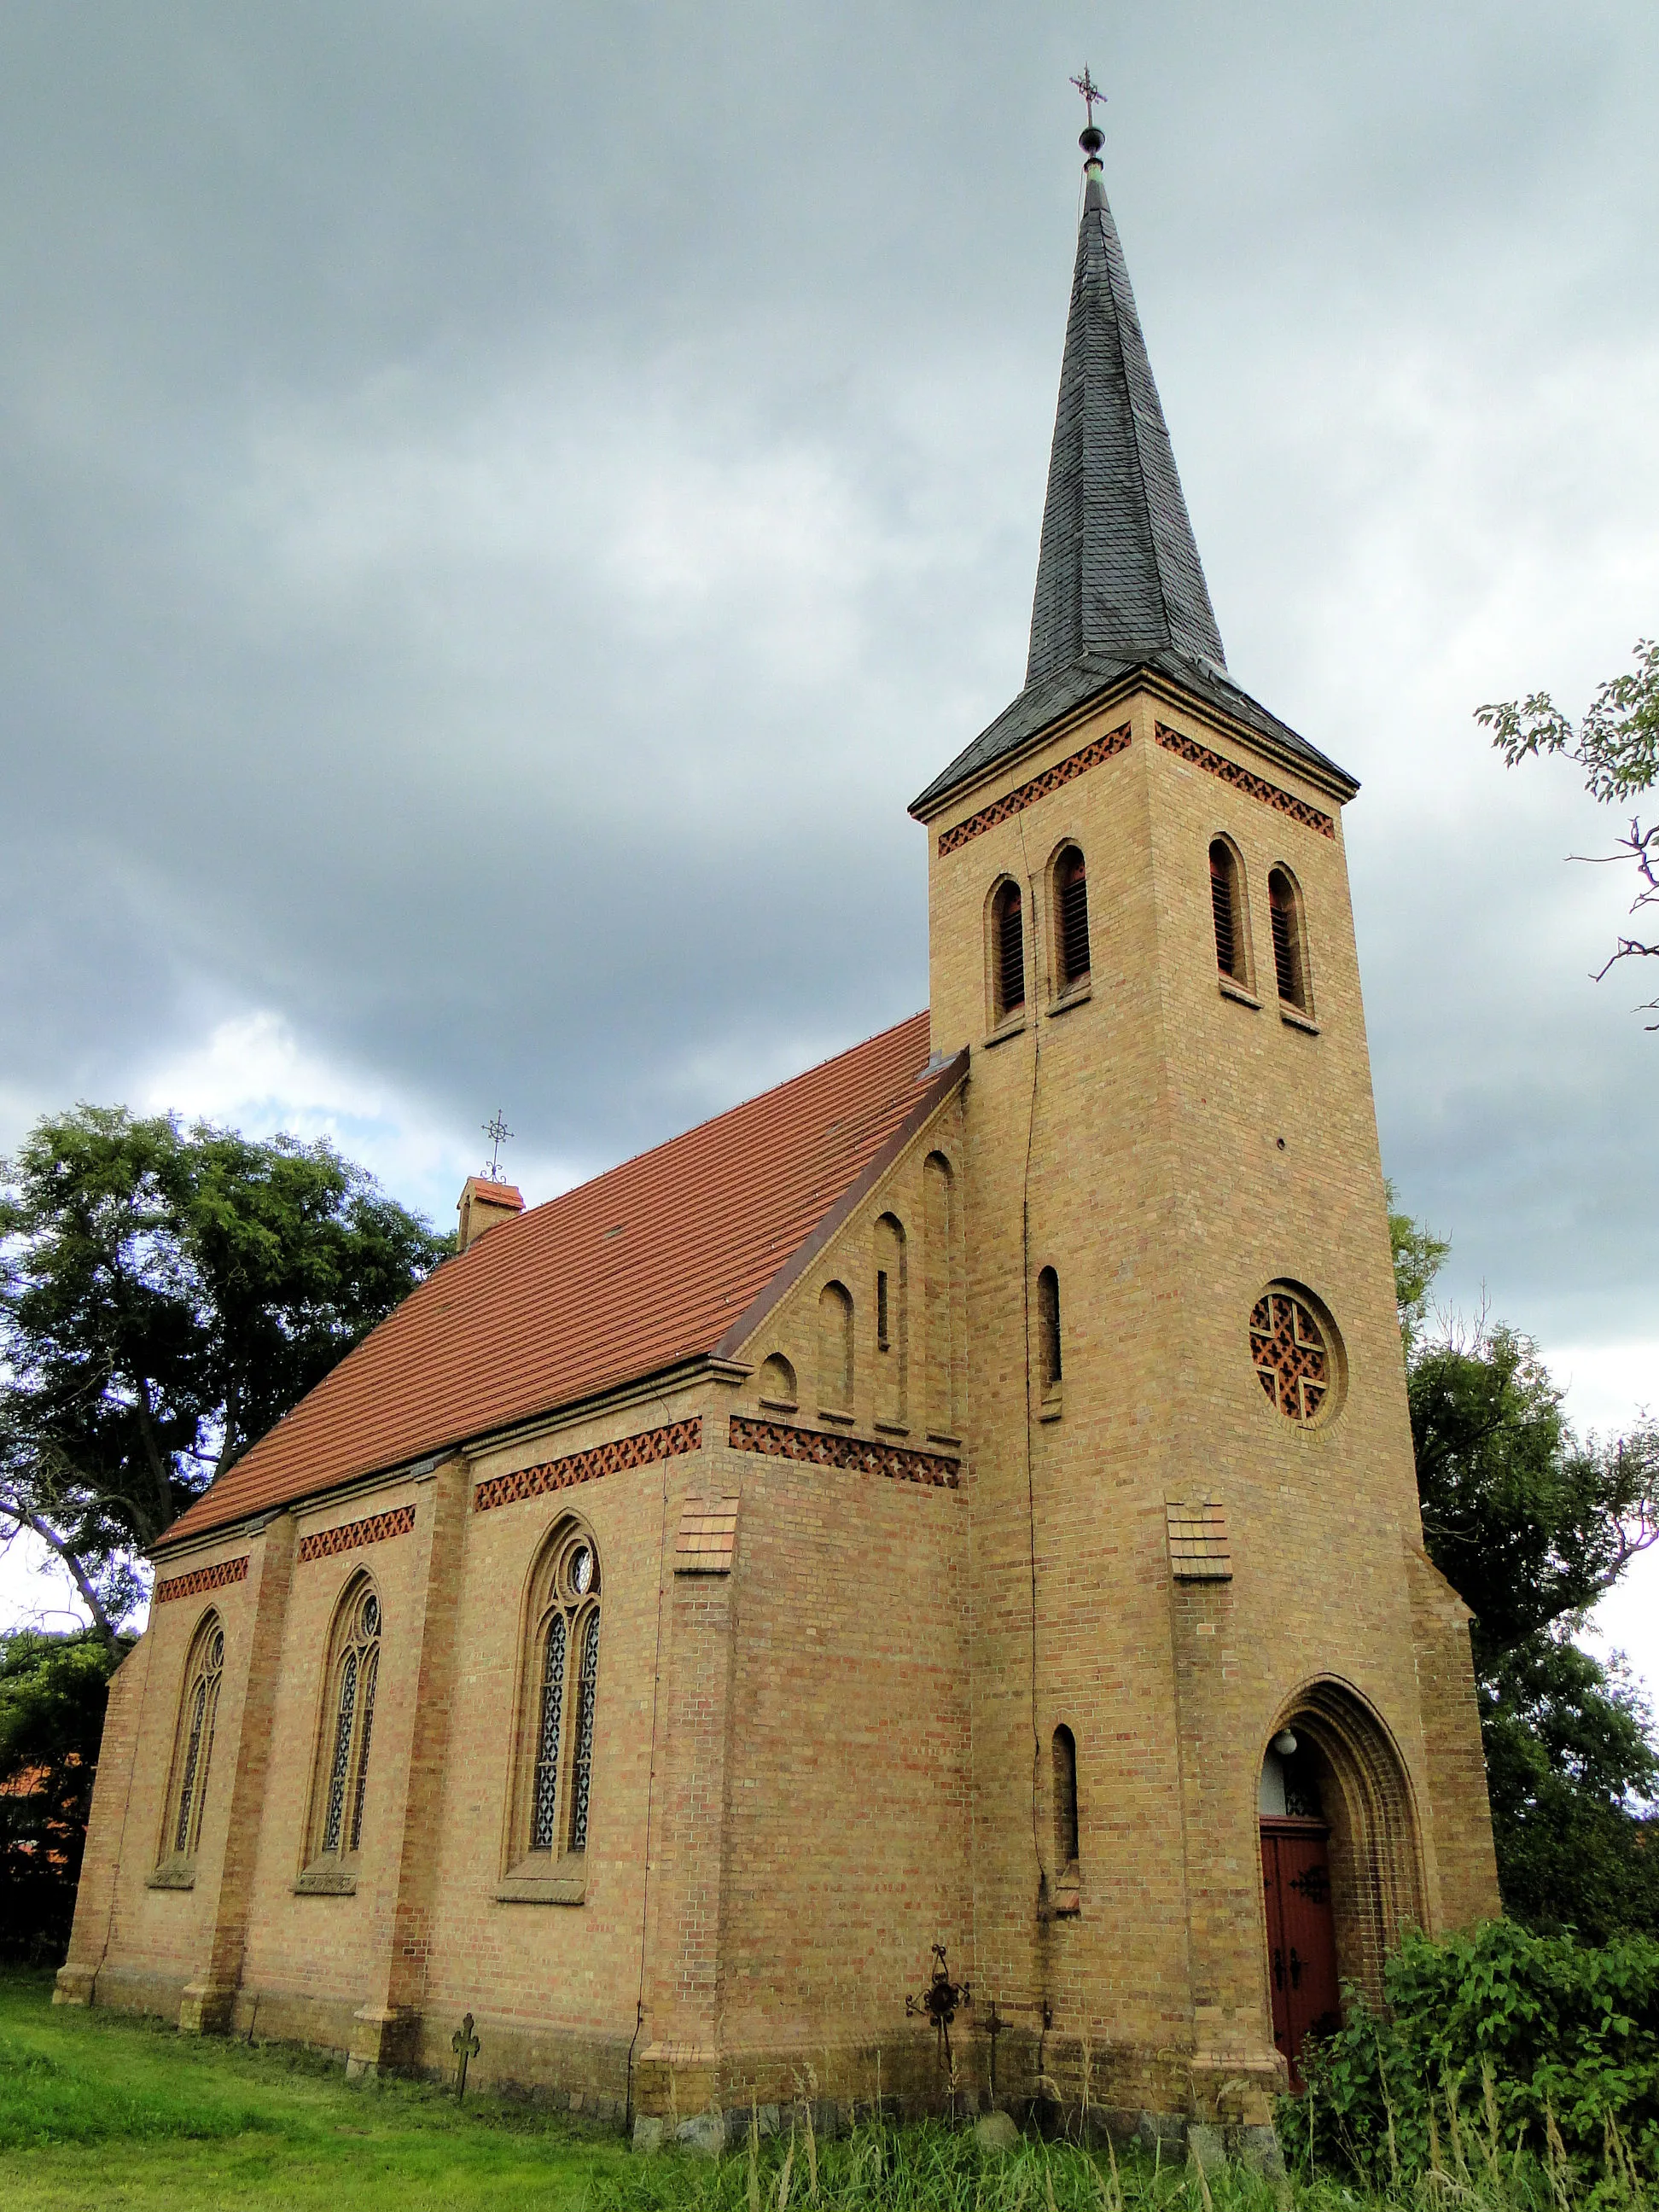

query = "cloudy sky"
2;5;1655;1651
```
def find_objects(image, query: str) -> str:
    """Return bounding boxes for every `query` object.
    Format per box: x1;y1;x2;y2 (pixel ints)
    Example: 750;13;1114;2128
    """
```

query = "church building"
58;114;1499;2151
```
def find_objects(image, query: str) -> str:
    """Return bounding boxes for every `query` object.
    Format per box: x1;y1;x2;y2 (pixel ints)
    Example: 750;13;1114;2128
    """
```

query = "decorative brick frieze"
729;1415;958;1489
1166;1499;1232;1581
675;1495;739;1574
154;1556;249;1605
936;725;1132;855
473;1418;703;1515
297;1504;416;1563
1155;723;1335;837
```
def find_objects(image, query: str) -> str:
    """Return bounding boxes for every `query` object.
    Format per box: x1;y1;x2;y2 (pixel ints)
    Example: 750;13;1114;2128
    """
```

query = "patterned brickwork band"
154;1555;249;1605
729;1415;959;1489
1155;724;1335;838
1166;1499;1232;1580
474;1417;703;1515
297;1504;417;1563
936;725;1132;856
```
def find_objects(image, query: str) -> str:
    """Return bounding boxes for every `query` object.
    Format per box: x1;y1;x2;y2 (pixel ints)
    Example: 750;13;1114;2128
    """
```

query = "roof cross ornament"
1070;64;1106;158
483;1109;513;1180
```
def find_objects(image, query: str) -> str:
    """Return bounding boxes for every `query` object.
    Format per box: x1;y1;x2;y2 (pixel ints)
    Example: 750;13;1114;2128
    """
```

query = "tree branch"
0;1492;119;1651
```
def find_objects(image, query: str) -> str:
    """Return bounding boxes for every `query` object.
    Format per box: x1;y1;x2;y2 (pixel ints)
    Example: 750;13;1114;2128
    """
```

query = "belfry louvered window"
992;880;1025;1022
309;1577;381;1867
160;1611;225;1871
1209;840;1247;984
1268;868;1310;1012
517;1523;602;1868
1055;847;1091;989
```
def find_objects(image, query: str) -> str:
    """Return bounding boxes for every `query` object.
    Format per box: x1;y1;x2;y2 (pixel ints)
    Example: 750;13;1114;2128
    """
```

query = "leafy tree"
0;1108;450;1644
1479;636;1659;1020
1388;1201;1659;1937
0;1627;127;1963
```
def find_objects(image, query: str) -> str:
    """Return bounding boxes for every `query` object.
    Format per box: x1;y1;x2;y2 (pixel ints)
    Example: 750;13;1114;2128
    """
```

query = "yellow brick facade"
59;127;1499;2143
58;664;1497;2145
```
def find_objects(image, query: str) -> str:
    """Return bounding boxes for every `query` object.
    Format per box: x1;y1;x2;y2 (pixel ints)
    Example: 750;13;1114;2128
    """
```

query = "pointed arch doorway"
1260;1684;1424;2088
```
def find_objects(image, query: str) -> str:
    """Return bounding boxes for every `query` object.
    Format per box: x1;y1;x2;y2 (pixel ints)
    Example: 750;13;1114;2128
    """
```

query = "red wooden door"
1260;1819;1342;2086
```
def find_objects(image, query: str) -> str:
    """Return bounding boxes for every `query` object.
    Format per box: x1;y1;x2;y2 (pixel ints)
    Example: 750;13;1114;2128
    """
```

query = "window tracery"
512;1522;602;1875
308;1578;381;1870
1249;1288;1339;1423
160;1611;224;1869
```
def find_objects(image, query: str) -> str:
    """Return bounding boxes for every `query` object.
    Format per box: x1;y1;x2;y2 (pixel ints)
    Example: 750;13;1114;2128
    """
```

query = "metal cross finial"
451;2011;480;2099
1070;66;1105;128
482;1109;513;1179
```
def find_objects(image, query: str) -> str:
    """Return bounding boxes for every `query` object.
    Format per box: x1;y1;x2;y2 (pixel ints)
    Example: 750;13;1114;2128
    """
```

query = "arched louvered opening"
991;879;1026;1022
1268;867;1310;1012
1209;838;1248;985
1053;846;1091;991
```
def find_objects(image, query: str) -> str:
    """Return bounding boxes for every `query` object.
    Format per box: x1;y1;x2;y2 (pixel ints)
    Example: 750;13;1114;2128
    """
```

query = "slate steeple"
1024;128;1226;690
911;109;1351;820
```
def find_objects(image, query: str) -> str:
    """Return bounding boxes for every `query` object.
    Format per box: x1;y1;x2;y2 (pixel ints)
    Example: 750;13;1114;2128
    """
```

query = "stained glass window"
568;1610;601;1854
520;1530;602;1863
531;1613;568;1850
165;1613;224;1864
313;1578;381;1863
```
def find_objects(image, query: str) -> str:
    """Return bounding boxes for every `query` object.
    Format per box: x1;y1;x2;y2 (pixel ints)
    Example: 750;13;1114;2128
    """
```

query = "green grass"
0;1969;631;2210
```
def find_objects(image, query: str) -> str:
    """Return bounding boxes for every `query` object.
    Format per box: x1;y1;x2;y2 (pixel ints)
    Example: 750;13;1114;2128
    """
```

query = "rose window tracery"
1250;1289;1332;1423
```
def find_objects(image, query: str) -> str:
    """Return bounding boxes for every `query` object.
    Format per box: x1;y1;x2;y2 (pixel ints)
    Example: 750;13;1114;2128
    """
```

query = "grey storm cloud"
2;2;1656;1371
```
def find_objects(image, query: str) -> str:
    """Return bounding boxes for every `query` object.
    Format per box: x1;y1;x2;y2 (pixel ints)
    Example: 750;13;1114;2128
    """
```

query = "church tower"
909;109;1498;2128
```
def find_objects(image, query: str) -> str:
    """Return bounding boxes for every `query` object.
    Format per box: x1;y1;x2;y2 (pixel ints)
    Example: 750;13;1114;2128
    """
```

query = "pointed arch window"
509;1522;602;1889
305;1576;381;1881
157;1611;225;1877
818;1280;854;1415
1054;847;1091;991
991;880;1026;1023
1052;1724;1080;1875
1037;1265;1062;1406
1268;867;1311;1013
1209;839;1248;985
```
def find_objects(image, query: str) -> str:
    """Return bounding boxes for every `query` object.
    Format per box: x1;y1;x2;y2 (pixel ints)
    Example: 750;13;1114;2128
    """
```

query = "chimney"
457;1176;524;1253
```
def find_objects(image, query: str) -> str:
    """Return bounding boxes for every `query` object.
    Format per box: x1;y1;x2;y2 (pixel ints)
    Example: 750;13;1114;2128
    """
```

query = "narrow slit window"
1209;841;1245;983
993;882;1025;1021
1268;869;1308;1010
1053;1725;1080;1871
1056;848;1090;988
876;1267;890;1351
1037;1266;1062;1397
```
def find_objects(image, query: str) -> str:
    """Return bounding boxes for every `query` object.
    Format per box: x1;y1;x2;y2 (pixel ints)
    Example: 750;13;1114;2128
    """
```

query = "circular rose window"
1249;1287;1339;1423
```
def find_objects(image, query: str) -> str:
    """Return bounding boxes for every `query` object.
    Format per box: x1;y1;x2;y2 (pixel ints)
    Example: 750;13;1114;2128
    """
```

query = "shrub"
1290;1918;1659;2189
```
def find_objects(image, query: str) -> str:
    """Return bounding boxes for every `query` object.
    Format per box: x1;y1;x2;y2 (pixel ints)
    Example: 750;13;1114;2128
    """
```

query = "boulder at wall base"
975;2110;1021;2153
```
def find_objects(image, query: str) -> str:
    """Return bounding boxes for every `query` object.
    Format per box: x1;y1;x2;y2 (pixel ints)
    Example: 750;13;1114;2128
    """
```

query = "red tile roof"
160;1013;960;1548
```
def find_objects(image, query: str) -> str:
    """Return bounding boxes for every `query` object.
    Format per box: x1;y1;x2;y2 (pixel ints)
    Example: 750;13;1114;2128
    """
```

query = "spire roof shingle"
912;145;1353;818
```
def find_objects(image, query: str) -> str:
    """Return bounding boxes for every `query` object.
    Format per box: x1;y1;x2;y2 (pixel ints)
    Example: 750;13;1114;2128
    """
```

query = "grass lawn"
0;1968;633;2211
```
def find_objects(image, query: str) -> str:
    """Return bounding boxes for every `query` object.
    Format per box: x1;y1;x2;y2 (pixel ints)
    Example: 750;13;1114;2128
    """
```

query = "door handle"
1289;1947;1303;1990
1272;1947;1284;1990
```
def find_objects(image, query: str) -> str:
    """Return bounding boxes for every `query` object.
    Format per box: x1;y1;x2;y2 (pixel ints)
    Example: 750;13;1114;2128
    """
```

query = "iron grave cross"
451;2011;480;2100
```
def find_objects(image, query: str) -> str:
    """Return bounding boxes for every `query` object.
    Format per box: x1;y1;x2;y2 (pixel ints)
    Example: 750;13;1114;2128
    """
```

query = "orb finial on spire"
1070;65;1105;160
